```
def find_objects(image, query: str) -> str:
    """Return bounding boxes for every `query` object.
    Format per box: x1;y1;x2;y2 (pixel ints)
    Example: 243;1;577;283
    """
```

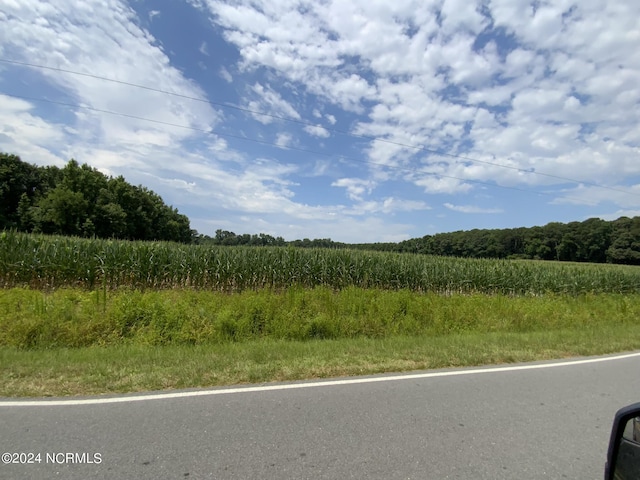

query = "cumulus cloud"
275;132;293;148
0;94;67;166
198;0;640;203
3;0;640;241
331;177;376;201
303;124;330;138
411;172;474;195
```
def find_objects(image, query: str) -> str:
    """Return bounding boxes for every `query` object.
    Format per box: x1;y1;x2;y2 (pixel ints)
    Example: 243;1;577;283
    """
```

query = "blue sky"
1;0;639;242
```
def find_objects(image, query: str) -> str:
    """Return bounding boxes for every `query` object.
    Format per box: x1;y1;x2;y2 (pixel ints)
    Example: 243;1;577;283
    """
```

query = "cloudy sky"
1;0;639;242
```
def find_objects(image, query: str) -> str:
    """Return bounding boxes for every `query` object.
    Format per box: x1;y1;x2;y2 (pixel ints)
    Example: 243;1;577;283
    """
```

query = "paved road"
1;352;639;479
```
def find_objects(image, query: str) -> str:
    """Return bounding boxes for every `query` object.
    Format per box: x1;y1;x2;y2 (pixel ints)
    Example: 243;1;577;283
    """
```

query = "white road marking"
1;352;639;407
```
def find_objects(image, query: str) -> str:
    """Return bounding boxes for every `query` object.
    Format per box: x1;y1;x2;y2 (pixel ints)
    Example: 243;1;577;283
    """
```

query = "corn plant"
1;230;639;295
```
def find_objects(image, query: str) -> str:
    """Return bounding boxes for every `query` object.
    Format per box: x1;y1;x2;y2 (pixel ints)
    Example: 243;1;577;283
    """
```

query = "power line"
3;92;600;204
2;57;637;198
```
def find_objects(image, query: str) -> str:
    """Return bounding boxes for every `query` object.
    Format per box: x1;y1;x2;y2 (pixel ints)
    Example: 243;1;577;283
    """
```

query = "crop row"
1;231;639;294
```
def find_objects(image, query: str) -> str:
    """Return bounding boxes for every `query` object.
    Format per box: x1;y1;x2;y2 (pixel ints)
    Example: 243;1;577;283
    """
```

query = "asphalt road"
1;352;639;479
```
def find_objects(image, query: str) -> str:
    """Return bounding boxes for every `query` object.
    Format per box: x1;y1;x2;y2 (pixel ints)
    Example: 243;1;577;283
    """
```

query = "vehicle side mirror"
605;402;640;480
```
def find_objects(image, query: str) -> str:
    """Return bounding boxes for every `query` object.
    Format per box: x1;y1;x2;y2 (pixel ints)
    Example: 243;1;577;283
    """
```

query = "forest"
2;152;640;264
0;153;192;243
200;217;640;265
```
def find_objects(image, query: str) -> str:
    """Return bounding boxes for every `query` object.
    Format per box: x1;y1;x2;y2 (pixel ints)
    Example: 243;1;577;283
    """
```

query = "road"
1;352;639;479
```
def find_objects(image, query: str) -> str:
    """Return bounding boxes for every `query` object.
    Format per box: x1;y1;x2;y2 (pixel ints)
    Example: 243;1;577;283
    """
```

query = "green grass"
1;287;640;397
2;287;640;348
2;230;639;294
2;327;639;397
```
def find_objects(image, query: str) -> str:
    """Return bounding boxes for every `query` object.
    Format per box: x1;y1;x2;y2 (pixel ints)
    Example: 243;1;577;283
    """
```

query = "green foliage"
2;287;640;349
383;217;639;265
0;153;42;229
199;217;640;266
0;153;192;243
606;217;640;265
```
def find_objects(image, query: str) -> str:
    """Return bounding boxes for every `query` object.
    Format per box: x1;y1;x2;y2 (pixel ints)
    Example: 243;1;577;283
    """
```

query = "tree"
1;153;193;242
34;186;89;236
215;230;238;245
607;217;640;265
0;153;41;229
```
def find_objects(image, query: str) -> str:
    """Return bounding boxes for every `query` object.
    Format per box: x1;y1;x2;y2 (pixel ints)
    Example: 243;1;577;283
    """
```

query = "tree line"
194;230;338;248
357;217;640;265
198;217;640;265
1;153;192;243
2;152;639;264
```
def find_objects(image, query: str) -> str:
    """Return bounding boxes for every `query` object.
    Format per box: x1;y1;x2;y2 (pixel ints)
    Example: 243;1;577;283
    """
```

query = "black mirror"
605;402;640;480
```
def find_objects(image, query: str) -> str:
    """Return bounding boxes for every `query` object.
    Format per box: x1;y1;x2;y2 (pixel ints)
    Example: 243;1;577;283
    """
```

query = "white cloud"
413;175;473;195
440;0;489;35
324;73;376;112
331;177;376;201
443;203;504;214
503;48;544;80
3;0;640;242
441;34;498;87
0;0;219;156
246;83;301;124
143;173;198;193
197;0;640;205
383;197;430;212
0;94;67;166
275;132;293;148
551;184;640;208
303;124;330;138
356;197;430;215
219;66;233;83
150;152;307;216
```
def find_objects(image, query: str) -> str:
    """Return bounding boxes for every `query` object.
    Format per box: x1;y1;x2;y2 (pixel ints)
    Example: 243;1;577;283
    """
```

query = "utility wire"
4;92;599;204
2;57;638;198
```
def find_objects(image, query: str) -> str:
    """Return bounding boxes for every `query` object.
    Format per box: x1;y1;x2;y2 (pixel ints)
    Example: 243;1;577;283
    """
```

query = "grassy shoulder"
2;328;640;397
1;287;640;397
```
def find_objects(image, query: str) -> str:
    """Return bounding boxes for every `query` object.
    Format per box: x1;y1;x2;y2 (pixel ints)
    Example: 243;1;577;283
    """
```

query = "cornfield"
1;230;639;295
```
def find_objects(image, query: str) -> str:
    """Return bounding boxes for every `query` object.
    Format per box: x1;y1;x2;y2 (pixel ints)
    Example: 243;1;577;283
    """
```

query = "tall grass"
1;230;639;294
2;287;639;348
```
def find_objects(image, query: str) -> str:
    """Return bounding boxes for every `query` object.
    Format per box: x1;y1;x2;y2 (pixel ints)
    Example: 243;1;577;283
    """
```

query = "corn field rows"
1;231;639;294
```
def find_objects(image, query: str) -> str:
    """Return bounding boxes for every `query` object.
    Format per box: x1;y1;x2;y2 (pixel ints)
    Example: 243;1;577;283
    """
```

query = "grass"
2;287;640;348
1;286;640;397
2;230;639;398
2;327;640;397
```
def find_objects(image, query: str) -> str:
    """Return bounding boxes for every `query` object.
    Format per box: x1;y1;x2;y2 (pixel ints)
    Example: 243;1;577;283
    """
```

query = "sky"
0;0;639;243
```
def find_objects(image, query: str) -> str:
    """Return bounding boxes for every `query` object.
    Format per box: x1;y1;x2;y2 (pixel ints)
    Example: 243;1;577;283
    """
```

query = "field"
1;230;639;294
1;231;639;397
